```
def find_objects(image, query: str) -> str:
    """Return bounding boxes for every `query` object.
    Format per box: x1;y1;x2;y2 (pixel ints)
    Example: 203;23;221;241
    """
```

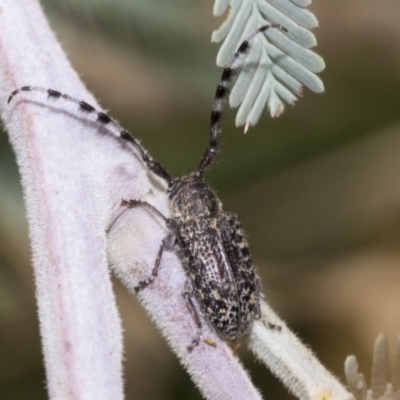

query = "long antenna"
8;86;172;184
197;24;287;176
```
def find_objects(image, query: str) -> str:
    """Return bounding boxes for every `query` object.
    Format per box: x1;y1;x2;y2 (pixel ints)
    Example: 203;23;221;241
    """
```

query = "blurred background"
1;0;400;398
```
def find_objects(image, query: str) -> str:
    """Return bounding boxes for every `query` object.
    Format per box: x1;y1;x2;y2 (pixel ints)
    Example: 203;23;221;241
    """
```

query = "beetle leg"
254;279;282;332
121;199;172;225
118;199;177;291
183;281;203;351
134;233;175;292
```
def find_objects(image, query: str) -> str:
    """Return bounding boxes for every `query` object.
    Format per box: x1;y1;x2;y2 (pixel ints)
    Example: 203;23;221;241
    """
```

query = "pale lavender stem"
0;0;127;398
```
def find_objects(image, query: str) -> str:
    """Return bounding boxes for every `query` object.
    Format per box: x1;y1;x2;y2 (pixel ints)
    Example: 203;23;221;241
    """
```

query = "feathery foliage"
212;0;325;131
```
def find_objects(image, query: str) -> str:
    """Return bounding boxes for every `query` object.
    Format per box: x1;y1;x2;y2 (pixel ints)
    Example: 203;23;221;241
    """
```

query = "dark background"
1;0;400;398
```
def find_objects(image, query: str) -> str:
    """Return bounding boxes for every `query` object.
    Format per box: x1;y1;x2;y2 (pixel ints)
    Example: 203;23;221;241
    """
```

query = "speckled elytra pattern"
170;174;261;339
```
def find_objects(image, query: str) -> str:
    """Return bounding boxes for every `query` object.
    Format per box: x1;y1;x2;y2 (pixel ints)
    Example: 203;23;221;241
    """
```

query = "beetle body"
170;173;261;339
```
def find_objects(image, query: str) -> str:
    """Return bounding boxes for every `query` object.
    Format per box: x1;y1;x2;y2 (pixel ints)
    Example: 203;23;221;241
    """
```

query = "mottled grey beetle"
8;24;285;350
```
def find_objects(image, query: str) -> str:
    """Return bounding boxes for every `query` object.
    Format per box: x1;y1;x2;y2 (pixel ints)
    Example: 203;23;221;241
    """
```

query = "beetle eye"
167;180;177;193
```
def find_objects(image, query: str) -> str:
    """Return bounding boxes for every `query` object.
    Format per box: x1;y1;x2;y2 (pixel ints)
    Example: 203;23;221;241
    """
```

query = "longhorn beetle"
8;24;286;350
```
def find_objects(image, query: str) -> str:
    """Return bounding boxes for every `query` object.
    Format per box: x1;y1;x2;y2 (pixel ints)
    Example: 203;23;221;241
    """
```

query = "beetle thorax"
169;174;222;222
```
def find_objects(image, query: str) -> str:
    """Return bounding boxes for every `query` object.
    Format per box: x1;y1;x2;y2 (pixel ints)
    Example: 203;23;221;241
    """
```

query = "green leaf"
212;0;325;129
